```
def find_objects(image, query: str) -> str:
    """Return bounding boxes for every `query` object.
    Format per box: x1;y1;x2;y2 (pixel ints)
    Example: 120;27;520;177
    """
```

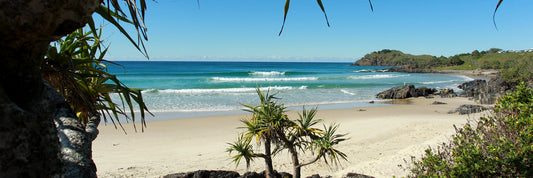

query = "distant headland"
351;48;533;82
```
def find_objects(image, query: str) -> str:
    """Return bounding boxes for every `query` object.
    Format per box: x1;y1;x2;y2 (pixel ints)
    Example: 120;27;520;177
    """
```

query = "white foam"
212;77;318;82
249;71;285;76
141;86;294;94
421;80;458;84
340;89;355;95
348;74;409;80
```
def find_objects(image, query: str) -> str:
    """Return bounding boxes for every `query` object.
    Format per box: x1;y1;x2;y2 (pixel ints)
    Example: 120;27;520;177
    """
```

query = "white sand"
93;97;492;177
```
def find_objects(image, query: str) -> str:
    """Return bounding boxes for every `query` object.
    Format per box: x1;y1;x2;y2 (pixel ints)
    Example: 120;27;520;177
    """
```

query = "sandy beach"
93;96;492;177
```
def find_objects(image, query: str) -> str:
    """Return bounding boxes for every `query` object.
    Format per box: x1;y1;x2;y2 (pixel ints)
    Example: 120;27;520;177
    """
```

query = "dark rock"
376;85;436;99
164;172;192;178
278;172;292;178
306;174;332;178
432;101;447;105
452;104;490;115
241;172;263;178
437;88;457;98
343;172;375;178
458;77;517;104
306;174;321;178
369;100;375;104
412;86;437;97
376;85;414;99
163;170;240;178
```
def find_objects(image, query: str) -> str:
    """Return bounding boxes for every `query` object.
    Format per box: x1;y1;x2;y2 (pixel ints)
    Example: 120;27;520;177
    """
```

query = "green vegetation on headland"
352;48;533;82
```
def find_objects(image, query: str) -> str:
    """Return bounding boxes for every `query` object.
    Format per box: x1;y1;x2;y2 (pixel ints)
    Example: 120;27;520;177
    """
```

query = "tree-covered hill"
352;49;533;82
351;49;463;68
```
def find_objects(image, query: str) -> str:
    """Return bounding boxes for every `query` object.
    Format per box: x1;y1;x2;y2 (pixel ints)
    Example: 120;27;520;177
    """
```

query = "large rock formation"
162;170;372;178
376;85;437;99
458;77;516;104
450;105;491;115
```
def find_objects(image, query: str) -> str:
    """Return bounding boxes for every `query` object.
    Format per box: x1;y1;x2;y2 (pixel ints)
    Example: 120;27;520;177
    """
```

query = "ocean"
107;61;474;121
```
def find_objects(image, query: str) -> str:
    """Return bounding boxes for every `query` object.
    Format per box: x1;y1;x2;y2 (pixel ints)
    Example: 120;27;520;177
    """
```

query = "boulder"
163;170;240;178
343;172;375;178
376;85;436;99
376;85;414;99
412;86;437;97
450;104;491;115
432;101;447;105
458;77;517;104
437;88;457;98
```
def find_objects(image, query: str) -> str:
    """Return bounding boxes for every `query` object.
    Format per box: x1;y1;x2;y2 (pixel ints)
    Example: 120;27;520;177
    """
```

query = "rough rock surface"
162;170;373;178
437;88;457;98
163;170;241;178
343;172;375;178
432;101;447;105
376;85;437;99
450;104;491;115
458;78;516;104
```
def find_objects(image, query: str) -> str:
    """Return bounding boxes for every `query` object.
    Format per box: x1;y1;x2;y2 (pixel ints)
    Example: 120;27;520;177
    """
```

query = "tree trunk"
264;138;275;178
55;108;100;177
288;146;301;178
0;0;100;176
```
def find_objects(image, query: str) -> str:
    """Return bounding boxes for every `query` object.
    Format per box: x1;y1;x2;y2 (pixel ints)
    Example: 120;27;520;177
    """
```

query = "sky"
96;0;533;62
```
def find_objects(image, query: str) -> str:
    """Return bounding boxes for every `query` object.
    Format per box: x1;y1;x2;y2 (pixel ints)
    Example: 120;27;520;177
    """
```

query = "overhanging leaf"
493;0;503;30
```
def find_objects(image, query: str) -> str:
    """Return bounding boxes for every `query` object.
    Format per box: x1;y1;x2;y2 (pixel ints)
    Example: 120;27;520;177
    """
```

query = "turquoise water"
107;61;473;118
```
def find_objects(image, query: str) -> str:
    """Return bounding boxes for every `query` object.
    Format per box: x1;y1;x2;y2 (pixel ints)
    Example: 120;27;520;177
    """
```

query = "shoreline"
109;101;392;123
93;96;493;177
386;67;499;80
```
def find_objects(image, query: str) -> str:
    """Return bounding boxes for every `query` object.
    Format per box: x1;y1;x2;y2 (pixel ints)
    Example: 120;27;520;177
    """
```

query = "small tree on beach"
227;88;348;178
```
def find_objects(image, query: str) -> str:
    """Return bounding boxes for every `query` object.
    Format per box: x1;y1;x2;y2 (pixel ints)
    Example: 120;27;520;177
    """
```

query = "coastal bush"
227;88;348;178
407;82;533;177
501;57;533;82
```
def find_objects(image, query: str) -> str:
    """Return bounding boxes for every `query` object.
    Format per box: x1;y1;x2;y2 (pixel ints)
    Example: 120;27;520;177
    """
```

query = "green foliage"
408;82;533;177
500;56;533;82
42;27;152;131
227;88;348;177
354;49;464;68
227;135;254;169
90;1;149;58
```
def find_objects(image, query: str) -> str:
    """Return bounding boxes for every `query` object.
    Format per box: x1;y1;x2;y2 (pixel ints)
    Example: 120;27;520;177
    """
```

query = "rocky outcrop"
436;88;457;98
163;170;292;178
458;77;517;104
450;105;491;115
163;170;241;178
163;170;372;178
376;85;437;99
343;173;375;178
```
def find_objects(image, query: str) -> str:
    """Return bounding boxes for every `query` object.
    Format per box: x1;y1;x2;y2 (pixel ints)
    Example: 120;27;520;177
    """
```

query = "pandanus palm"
231;88;287;178
227;88;348;178
43;27;152;132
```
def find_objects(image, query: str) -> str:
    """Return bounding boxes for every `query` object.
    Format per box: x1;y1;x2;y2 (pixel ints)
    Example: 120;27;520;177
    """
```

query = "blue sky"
97;0;533;62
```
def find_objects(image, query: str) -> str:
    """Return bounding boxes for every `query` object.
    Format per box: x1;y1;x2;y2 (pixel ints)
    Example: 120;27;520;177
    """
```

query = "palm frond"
43;26;153;132
312;124;349;166
493;0;503;30
226;134;255;169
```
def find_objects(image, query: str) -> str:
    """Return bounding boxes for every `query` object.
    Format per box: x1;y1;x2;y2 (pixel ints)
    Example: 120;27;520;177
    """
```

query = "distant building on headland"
497;48;533;53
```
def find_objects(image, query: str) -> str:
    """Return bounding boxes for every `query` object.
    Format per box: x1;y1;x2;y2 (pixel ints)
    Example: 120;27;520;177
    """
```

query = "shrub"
407;82;533;177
